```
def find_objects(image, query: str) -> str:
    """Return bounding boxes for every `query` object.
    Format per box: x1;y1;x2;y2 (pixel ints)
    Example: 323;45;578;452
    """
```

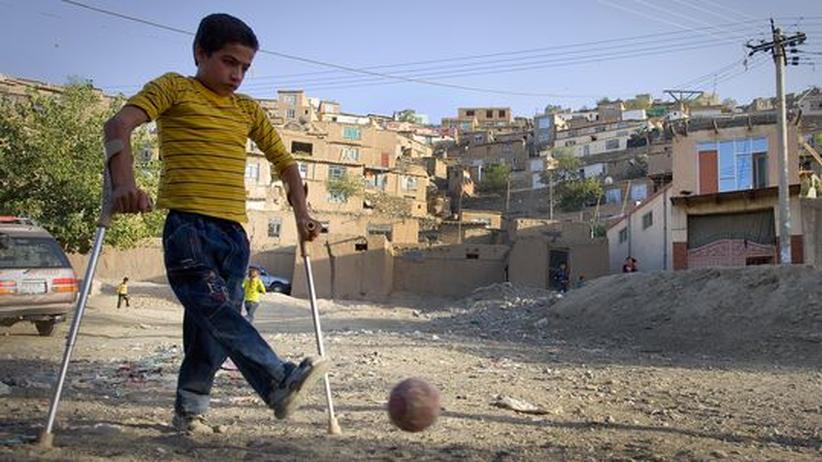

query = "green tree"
326;172;364;202
0;83;162;253
478;164;511;193
540;151;602;212
395;109;418;123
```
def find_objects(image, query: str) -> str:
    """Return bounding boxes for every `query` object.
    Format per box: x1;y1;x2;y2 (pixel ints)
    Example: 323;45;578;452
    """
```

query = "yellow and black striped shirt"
127;72;294;223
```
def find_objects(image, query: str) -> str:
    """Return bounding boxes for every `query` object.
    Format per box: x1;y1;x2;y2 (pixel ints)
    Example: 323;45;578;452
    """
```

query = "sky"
1;0;821;122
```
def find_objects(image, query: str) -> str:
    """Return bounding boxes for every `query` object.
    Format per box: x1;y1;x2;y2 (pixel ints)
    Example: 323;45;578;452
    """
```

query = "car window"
0;236;70;269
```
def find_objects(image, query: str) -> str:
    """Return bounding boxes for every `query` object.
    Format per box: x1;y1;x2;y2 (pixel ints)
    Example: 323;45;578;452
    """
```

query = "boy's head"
193;14;258;96
249;268;259;278
123;277;128;282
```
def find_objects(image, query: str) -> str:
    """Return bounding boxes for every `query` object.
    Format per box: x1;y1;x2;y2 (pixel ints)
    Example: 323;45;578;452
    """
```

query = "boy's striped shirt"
127;72;294;223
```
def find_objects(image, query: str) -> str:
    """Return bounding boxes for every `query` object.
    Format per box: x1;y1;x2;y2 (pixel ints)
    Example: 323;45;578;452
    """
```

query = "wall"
67;240;167;283
607;186;673;273
291;234;394;300
508;235;609;288
801;198;822;266
393;245;508;297
671;123;800;197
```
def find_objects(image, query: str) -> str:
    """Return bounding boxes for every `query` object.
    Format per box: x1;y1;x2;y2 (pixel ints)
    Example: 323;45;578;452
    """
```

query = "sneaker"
269;357;329;420
172;412;214;435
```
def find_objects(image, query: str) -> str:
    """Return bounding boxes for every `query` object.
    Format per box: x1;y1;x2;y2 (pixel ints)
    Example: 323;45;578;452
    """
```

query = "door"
547;249;569;290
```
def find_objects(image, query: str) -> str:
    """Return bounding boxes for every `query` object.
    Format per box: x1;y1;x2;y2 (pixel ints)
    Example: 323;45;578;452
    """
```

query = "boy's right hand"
112;184;153;214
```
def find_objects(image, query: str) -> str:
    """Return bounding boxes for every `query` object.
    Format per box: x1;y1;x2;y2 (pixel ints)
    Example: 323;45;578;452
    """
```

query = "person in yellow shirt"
103;13;326;434
242;268;266;323
116;277;129;309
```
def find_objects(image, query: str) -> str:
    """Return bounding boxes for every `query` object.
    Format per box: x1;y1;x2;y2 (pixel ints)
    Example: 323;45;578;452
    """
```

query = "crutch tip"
327;418;342;435
36;431;54;448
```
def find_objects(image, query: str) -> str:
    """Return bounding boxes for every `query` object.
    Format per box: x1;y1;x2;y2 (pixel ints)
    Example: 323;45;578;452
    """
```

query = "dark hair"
193;14;258;64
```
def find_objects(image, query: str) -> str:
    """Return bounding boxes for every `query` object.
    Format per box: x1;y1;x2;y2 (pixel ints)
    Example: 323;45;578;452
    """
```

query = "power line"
271;38;760;94
247;19;776;82
243;29;770;89
57;0;604;98
688;0;760;22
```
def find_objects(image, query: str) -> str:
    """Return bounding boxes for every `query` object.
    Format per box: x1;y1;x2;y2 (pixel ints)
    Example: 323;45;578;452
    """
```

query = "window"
619;227;628;243
606;138;620;150
565;140;576;147
402;176;418;191
697;137;768;193
465;110;475;117
642;212;653;230
329;165;347;179
459;122;472;131
268;218;282;238
617;131;629;137
341;147;360;161
606;188;622;204
284;94;297;106
343;127;361;140
583;145;591;156
486;110;493;118
298;162;308;179
245;163;260;181
365;172;387;190
328;191;347;203
286;109;296;119
473;134;484;143
503;143;512;153
291;141;313;155
498;110;506;118
631;184;648;201
367;224;393;241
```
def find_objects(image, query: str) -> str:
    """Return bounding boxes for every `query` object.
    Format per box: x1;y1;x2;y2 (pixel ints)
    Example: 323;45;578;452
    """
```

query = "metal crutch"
300;226;342;435
37;149;116;448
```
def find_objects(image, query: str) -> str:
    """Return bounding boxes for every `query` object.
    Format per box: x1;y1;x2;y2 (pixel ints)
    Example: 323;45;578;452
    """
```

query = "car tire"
35;320;56;337
269;282;287;293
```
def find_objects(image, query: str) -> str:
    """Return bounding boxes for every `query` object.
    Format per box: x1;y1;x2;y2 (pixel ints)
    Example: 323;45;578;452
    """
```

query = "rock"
0;382;11;396
604;415;615;424
710;449;729;459
214;424;228;434
535;318;549;328
90;423;123;435
491;394;550;415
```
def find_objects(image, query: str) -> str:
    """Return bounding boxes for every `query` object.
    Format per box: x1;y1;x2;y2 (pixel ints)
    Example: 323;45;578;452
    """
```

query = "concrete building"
669;113;806;269
553;120;647;158
506;219;609;289
458;107;513;128
277;90;318;123
607;184;673;273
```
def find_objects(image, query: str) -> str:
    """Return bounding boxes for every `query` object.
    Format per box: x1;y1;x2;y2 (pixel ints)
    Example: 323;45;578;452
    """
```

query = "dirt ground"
0;266;820;461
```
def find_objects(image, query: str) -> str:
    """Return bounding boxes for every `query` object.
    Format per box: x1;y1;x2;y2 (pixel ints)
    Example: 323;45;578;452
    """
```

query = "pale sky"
1;0;820;121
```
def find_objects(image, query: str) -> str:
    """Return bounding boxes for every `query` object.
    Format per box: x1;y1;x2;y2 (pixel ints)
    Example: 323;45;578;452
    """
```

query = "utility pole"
747;19;806;264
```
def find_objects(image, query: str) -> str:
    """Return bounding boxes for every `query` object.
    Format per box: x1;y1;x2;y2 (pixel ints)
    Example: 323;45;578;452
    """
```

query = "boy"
242;267;266;323
116;276;130;308
103;13;327;434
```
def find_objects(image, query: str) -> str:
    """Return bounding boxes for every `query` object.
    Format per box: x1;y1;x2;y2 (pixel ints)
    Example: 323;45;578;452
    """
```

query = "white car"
0;217;78;336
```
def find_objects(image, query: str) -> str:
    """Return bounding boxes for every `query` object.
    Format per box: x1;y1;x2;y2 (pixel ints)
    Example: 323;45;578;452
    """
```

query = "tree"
478;164;511;194
543;104;564;114
597;97;612;106
325;172;364;202
0;82;162;253
395;109;419;124
325;172;414;218
540;150;602;212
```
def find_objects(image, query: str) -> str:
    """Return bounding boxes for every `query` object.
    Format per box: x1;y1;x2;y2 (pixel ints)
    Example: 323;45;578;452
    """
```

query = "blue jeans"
163;210;293;416
244;301;260;323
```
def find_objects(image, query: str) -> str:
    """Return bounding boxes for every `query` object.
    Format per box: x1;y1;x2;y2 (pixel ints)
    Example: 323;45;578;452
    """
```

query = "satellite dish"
604;176;614;185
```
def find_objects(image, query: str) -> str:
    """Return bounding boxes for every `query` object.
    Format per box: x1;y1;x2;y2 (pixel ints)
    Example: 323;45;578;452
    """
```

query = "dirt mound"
551;265;822;365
